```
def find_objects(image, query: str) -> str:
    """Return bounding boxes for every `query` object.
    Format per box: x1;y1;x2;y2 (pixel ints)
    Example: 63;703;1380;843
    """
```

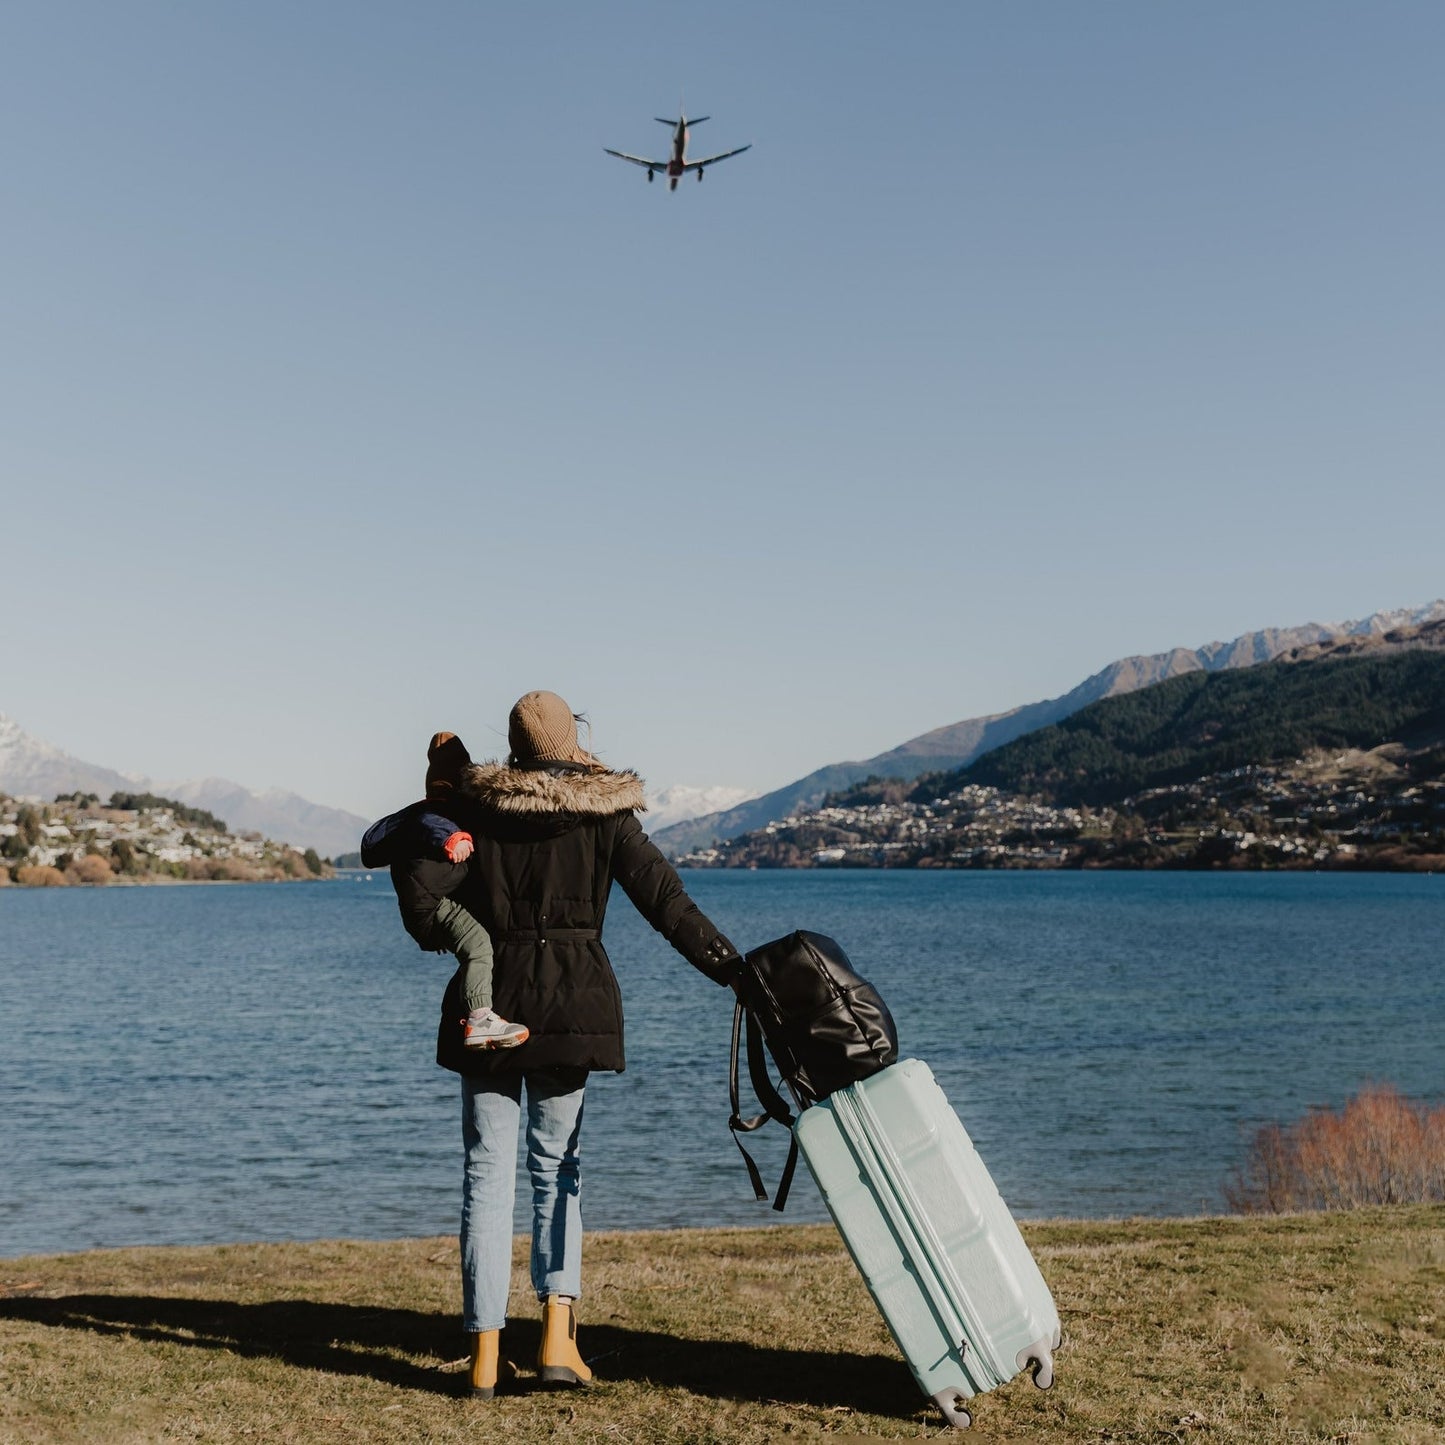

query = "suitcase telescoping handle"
728;998;801;1211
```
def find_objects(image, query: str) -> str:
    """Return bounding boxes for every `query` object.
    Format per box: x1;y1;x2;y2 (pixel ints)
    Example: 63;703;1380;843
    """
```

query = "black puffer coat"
425;761;738;1077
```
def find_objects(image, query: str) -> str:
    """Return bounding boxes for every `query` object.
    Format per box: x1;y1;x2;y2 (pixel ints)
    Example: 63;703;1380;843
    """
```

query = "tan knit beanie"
508;691;597;768
425;730;472;798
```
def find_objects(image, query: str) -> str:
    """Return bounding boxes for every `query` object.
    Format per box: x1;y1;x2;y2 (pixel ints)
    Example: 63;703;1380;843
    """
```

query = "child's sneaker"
463;1008;530;1050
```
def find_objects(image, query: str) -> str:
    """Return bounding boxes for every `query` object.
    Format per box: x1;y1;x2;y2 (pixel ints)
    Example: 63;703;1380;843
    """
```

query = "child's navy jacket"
360;801;465;868
361;801;471;951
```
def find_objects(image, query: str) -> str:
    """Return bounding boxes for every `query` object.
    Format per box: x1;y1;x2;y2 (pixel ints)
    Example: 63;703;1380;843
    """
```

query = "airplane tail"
655;115;708;127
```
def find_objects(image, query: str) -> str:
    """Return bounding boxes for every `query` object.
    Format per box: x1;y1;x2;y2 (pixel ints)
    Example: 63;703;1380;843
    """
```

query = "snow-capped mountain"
644;783;759;833
0;714;367;859
0;714;138;801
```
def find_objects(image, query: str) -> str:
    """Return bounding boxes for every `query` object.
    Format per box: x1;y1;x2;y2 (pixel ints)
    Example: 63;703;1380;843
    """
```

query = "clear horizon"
3;3;1442;819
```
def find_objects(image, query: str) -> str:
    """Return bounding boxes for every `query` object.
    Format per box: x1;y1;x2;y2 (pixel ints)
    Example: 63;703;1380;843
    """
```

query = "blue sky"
3;2;1441;819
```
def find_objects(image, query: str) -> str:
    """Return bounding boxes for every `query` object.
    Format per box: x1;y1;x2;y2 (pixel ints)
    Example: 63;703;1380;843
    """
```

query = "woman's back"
435;759;736;1077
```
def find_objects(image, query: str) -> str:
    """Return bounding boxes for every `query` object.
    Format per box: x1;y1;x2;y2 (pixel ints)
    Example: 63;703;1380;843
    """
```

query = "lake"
1;870;1441;1257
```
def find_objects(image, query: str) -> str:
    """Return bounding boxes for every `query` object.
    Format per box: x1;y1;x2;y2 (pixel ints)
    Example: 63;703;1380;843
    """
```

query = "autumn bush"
1227;1083;1445;1213
15;864;69;887
67;853;115;885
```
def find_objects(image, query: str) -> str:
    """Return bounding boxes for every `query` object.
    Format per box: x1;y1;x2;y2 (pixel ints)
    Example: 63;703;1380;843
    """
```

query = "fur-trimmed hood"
459;761;647;816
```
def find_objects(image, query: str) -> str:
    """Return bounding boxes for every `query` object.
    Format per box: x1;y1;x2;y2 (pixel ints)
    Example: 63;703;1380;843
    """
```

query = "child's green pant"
431;897;496;1013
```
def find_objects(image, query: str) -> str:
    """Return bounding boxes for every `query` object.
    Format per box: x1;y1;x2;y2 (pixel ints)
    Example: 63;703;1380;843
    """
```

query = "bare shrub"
1227;1084;1445;1213
179;855;261;882
16;864;69;888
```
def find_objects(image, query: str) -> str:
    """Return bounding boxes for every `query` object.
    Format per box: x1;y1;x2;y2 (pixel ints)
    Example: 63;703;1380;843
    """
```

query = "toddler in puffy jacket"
360;731;527;1050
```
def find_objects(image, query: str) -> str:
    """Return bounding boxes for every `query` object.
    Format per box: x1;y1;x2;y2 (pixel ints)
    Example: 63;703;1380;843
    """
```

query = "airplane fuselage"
666;120;688;189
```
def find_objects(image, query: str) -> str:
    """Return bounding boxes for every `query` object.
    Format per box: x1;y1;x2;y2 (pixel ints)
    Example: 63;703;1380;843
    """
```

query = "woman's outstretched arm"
611;812;741;982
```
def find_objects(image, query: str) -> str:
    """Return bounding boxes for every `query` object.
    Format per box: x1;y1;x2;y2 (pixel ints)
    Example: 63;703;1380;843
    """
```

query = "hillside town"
678;749;1445;872
0;791;332;886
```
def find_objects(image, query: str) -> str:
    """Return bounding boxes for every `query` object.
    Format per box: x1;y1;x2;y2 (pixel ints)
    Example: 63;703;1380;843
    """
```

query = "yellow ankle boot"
467;1329;501;1399
538;1295;593;1387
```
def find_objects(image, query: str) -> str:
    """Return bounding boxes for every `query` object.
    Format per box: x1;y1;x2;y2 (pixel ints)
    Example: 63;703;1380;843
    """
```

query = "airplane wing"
604;148;667;169
682;144;752;171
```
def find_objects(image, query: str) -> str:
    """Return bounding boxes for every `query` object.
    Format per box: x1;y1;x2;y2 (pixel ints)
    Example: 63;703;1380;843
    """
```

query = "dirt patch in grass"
2;1209;1442;1442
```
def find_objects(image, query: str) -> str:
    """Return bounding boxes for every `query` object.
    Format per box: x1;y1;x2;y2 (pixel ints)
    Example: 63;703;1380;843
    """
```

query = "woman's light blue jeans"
460;1069;586;1333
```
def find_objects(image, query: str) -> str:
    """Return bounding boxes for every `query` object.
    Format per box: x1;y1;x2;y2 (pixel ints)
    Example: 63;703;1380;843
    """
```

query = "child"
361;731;528;1050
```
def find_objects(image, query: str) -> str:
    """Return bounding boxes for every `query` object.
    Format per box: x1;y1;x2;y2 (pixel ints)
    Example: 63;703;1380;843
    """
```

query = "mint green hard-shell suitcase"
794;1058;1060;1430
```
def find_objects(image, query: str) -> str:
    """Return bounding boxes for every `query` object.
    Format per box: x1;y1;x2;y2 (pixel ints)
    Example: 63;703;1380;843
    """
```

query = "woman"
437;690;740;1398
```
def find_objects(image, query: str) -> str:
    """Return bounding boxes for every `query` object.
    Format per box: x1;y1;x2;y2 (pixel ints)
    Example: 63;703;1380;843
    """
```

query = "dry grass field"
2;1208;1442;1443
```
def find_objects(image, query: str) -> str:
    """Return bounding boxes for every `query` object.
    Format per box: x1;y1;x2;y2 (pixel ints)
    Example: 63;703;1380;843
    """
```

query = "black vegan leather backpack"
728;930;898;1210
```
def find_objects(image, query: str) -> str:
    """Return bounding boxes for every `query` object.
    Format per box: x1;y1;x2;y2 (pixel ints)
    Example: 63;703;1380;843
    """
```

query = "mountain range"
8;600;1441;862
0;714;368;859
693;618;1445;872
650;600;1445;856
0;712;750;859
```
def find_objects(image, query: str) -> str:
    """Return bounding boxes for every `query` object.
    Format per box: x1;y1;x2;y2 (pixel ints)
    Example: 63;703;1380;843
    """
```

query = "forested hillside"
938;650;1445;808
681;647;1445;870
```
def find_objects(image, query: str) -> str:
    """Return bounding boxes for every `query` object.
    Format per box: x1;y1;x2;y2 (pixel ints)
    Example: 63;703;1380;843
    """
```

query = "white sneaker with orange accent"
463;1008;530;1050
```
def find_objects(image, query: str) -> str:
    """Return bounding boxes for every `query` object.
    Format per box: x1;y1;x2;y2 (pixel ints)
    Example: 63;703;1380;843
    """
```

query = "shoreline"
0;1197;1427;1266
0;872;335;891
684;859;1444;874
0;1211;1173;1267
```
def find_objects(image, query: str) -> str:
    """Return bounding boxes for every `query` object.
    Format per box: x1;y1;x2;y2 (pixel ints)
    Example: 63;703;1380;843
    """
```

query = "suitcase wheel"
930;1388;973;1430
1018;1336;1056;1391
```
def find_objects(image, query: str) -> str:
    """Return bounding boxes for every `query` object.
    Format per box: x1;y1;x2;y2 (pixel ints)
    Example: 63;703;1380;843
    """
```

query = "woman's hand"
444;831;474;863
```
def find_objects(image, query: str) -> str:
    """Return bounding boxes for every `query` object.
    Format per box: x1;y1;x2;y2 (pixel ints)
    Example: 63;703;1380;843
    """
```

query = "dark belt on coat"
497;928;600;946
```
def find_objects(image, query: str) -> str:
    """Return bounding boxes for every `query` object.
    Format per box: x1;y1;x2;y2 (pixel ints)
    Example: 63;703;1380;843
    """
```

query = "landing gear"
697;167;704;182
647;169;654;183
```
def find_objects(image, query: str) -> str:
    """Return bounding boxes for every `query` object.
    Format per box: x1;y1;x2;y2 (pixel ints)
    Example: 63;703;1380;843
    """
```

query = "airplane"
604;112;751;191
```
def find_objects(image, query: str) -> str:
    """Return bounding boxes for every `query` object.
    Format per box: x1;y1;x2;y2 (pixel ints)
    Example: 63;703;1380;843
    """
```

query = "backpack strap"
728;998;801;1212
745;1007;797;1127
728;998;769;1202
745;1007;801;1212
773;1133;800;1213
